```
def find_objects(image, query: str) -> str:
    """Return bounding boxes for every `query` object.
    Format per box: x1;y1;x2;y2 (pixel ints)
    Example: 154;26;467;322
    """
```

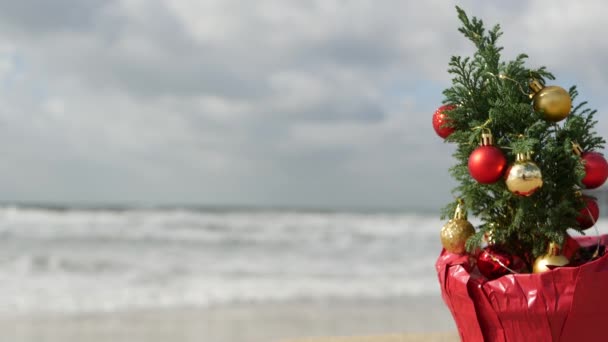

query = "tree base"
436;235;608;341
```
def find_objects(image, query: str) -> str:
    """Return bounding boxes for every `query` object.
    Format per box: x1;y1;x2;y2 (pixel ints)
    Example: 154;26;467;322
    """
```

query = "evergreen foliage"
440;7;605;269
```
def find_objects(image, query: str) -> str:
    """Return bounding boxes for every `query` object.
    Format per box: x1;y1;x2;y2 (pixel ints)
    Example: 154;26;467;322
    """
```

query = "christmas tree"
433;7;608;277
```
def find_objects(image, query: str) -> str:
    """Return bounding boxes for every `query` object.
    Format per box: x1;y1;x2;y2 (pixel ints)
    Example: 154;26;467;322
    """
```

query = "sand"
283;333;458;342
0;296;456;342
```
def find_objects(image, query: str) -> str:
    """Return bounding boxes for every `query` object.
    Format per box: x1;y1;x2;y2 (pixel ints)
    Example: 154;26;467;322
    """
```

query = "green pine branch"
441;7;604;267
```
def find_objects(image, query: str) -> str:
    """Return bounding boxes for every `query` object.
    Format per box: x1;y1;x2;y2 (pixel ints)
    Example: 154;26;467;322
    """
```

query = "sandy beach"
284;333;458;342
0;297;456;342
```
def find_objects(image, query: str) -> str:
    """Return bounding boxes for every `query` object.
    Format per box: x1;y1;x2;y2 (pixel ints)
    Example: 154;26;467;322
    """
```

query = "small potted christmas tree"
434;7;608;341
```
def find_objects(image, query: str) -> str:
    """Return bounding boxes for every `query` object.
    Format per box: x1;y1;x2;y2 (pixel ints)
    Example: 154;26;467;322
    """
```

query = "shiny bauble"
576;196;599;230
533;242;569;273
468;146;507;184
505;153;543;196
581;151;608;189
530;80;572;122
432;105;456;139
482;228;495;246
440;218;475;254
477;247;512;280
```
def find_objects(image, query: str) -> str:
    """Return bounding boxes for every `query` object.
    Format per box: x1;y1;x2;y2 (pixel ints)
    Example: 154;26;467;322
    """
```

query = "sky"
0;0;607;210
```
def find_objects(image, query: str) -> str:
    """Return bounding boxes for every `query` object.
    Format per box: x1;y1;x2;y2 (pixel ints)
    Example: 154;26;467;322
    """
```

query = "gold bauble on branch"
483;228;495;246
529;79;572;122
505;152;543;196
533;242;569;273
440;202;475;254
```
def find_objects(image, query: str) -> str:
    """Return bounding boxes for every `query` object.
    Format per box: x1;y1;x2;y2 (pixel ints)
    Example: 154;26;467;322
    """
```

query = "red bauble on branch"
576;195;599;230
477;246;512;280
432;104;456;139
468;131;507;184
581;151;608;189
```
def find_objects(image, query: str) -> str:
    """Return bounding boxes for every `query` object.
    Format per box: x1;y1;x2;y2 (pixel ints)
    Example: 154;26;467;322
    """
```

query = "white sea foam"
0;207;448;314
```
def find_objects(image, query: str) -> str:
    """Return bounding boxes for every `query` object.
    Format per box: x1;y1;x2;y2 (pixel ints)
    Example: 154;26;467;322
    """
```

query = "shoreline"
0;296;456;342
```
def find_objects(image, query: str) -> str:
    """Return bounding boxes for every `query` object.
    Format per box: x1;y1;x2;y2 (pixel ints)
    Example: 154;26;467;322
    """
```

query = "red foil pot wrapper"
436;235;608;342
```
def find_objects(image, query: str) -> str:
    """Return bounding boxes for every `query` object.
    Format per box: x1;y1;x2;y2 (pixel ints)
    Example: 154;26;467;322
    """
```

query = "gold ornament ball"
505;155;543;197
531;81;572;122
440;218;475;254
533;243;569;273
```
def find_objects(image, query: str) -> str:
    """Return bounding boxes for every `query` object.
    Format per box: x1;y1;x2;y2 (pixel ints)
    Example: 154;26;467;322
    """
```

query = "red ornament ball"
577;196;599;230
477;247;512;280
432;105;456;139
468;146;507;184
582;151;608;189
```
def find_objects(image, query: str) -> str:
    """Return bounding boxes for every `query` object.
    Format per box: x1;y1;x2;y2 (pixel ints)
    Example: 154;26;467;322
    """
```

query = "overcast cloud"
0;0;606;209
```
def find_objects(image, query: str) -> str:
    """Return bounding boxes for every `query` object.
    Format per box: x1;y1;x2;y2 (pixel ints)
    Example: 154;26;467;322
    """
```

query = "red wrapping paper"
436;235;608;342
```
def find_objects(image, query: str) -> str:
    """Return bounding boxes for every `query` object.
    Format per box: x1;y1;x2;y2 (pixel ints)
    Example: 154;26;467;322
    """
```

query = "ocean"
12;205;604;341
0;206;446;315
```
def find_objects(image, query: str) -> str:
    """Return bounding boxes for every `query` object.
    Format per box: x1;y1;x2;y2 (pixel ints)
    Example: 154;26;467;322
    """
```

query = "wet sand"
283;333;458;342
1;296;456;342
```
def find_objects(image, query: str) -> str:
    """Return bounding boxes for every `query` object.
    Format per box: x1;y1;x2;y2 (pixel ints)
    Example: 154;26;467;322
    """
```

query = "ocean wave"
0;207;448;314
0;273;442;314
0;206;442;241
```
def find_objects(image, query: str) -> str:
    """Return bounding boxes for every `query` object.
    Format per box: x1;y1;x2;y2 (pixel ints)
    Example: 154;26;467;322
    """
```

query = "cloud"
0;0;605;208
0;1;116;33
